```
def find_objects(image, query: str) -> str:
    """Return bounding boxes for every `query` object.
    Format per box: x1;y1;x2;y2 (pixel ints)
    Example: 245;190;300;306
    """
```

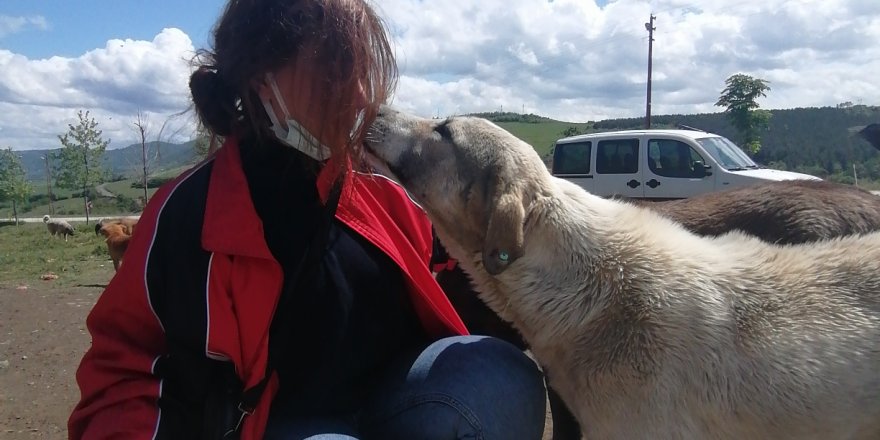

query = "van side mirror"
691;161;711;178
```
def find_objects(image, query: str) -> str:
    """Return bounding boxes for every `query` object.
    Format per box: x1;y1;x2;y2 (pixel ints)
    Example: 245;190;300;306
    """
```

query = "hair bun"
189;66;237;136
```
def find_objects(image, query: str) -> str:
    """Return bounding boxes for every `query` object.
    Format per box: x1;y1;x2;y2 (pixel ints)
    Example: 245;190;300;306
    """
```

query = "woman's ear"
482;190;525;275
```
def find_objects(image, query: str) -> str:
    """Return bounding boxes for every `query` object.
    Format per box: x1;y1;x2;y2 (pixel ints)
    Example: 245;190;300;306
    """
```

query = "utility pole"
645;14;656;129
41;154;55;215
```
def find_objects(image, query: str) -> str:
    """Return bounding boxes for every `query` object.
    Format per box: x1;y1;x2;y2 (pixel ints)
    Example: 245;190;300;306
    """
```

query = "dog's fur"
438;178;880;440
95;217;138;236
629;180;880;244
443;179;880;343
43;215;75;241
97;222;131;271
367;107;880;439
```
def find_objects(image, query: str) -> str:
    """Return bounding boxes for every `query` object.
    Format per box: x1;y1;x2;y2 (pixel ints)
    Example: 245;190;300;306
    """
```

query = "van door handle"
646;179;661;188
627;179;641;188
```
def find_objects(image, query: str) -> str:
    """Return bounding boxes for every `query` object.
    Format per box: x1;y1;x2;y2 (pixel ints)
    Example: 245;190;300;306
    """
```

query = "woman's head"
190;0;397;163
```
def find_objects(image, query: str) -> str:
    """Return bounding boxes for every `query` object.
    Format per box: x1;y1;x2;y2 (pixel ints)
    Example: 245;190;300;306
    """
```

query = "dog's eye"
434;121;452;140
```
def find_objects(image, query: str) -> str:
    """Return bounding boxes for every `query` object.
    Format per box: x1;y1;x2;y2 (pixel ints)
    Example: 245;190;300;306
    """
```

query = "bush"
131;176;174;189
114;194;142;213
71;188;99;200
28;194;52;204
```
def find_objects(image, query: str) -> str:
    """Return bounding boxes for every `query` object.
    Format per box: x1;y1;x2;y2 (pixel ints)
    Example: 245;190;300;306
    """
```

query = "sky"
1;0;879;151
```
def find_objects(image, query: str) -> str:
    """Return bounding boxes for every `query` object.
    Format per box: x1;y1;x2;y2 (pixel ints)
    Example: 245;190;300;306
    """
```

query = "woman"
68;0;547;439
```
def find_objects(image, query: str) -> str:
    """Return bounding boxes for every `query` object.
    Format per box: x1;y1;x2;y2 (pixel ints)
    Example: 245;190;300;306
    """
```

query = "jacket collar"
202;136;349;260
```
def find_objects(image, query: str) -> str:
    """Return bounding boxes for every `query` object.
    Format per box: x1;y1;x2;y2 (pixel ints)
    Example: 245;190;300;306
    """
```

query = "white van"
551;129;819;199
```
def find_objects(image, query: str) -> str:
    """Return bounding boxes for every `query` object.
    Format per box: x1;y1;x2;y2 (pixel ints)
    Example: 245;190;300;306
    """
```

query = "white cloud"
0;28;197;150
0;15;48;38
2;1;879;150
383;0;880;122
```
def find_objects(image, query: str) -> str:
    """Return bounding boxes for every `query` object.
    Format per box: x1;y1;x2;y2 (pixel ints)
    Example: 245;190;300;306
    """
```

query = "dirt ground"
0;278;559;439
0;281;99;439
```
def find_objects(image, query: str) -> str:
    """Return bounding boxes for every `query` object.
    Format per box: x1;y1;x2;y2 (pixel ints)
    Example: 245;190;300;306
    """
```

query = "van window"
596;139;639;174
695;136;757;170
648;139;705;178
553;141;591;175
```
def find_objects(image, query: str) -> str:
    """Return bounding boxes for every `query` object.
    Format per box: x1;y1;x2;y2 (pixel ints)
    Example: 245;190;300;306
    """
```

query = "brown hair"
189;0;397;163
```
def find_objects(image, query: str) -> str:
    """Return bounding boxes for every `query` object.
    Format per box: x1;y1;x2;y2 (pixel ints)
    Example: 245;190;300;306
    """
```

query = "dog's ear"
482;190;525;275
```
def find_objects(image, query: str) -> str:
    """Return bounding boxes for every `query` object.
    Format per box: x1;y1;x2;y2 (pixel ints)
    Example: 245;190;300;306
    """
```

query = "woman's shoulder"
132;159;216;250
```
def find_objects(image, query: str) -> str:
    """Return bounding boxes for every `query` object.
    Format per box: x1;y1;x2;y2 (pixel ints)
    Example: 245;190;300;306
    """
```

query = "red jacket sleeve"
68;183;174;439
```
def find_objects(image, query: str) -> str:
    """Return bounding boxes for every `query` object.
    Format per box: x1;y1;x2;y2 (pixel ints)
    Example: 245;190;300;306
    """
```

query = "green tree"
56;110;110;224
715;74;772;154
0;147;32;225
560;126;585;138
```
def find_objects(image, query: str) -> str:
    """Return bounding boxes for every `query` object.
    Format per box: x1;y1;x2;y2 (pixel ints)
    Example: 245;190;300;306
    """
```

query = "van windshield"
695;136;758;170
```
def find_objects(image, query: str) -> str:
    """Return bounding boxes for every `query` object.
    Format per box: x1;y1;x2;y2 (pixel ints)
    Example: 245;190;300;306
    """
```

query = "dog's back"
642;180;880;244
525;182;880;439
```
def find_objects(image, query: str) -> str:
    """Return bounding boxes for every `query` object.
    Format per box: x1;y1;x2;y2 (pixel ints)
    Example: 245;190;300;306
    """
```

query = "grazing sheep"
367;108;880;440
43;215;75;241
97;222;131;271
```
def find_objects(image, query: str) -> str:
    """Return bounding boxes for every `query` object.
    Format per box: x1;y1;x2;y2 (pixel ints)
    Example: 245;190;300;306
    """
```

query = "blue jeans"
264;335;547;439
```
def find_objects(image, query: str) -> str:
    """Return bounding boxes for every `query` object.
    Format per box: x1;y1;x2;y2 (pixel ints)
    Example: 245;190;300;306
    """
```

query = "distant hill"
467;111;592;158
19;140;199;181
17;105;880;186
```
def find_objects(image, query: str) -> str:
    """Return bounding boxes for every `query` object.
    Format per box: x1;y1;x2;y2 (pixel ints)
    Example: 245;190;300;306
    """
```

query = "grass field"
0;164;192;220
497;120;593;158
0;222;112;287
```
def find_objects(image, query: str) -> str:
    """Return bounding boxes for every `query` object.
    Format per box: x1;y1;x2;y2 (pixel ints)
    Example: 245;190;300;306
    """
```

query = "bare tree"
133;111;150;203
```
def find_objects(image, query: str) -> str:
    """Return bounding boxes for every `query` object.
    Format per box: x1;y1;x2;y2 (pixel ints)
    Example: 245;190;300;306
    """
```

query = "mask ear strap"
261;72;289;132
266;72;292;119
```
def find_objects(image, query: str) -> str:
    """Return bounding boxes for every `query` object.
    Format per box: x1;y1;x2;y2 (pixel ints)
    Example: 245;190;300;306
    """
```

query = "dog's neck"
465;185;735;359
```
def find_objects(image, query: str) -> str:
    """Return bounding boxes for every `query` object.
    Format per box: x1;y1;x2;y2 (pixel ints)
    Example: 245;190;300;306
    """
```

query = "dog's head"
98;222;127;239
366;106;551;275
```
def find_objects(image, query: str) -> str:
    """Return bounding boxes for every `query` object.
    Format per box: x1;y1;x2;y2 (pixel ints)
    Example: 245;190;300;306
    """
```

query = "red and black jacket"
68;138;468;440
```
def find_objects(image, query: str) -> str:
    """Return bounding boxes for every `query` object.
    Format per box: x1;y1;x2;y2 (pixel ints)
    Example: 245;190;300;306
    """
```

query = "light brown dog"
366;107;880;440
98;223;131;271
95;217;138;236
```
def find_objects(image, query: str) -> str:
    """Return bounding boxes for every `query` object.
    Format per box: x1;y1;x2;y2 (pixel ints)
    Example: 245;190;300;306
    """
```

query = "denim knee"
362;336;547;439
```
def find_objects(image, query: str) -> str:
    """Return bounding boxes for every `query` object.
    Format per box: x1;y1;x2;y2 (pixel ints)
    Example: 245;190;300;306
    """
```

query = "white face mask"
259;72;332;161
